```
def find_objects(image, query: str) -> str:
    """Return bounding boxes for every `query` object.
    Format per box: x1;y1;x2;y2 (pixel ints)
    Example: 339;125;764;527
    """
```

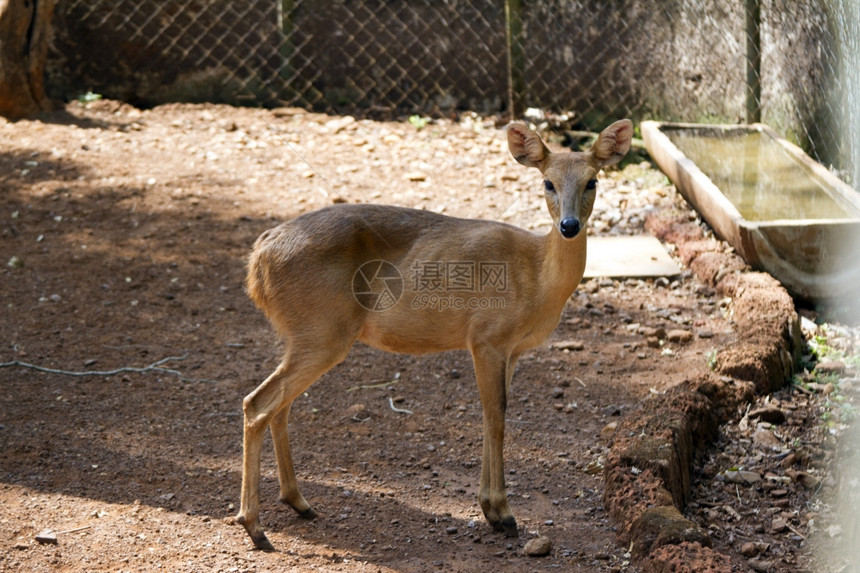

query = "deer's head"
507;119;633;239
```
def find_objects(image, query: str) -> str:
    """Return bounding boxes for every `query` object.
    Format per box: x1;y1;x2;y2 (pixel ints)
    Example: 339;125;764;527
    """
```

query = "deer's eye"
544;180;555;192
586;179;597;190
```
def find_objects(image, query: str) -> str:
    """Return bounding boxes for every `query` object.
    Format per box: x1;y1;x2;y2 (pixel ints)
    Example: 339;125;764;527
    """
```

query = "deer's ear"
507;123;549;168
591;119;633;168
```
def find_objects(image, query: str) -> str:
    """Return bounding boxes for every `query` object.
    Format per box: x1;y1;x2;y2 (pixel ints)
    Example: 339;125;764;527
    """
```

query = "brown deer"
235;119;633;550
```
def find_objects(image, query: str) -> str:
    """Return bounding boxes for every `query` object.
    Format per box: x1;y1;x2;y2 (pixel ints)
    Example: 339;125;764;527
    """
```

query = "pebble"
523;535;552;557
721;470;762;485
667;329;693;343
771;517;788;533
815;360;846;375
551;387;564;399
640;326;666;339
749;560;775;573
446;526;458;535
787;470;821;490
749;406;787;425
752;427;781;449
741;542;758;557
551;340;584;351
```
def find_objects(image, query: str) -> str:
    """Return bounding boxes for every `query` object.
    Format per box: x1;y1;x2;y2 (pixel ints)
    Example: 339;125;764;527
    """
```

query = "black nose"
559;218;581;238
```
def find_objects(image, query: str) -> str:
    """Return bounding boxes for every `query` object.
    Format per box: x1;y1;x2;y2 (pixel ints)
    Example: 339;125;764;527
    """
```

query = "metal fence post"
505;0;525;119
745;0;761;123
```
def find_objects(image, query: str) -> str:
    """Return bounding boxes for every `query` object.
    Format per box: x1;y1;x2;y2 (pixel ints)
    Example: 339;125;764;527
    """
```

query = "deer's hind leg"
236;335;354;550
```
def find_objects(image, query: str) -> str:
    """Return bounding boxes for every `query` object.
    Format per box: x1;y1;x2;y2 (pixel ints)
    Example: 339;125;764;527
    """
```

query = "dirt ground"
0;101;853;572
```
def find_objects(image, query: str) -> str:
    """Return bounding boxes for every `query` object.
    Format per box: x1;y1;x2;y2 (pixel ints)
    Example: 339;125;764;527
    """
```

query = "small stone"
524;535;552;557
601;421;618;436
749;560;775;573
771;518;788;533
749;406;787;425
551;387;564;399
446;526;458;535
35;530;58;544
697;329;714;339
815;360;846;375
640;326;667;339
753;428;780;450
550;340;584;351
770;489;789;498
406;172;427;182
721;470;761;485
788;470;821;491
667;329;693;343
646;336;660;349
741;542;758;557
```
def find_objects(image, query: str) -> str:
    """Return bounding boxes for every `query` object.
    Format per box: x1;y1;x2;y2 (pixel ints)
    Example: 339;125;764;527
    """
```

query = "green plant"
706;348;718;370
408;115;429;130
77;91;102;103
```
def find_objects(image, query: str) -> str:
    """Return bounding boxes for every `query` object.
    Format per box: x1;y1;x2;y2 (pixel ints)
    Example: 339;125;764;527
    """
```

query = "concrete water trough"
642;121;860;301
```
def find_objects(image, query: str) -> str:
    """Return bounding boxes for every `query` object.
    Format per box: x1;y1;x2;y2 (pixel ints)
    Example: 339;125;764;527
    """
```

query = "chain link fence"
47;0;858;184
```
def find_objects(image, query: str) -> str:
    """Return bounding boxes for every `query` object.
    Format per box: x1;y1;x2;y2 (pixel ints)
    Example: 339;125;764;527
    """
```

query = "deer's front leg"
472;346;518;537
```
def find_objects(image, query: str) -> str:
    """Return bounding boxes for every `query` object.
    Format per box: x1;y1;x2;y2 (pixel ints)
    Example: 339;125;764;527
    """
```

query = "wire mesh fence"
47;0;858;184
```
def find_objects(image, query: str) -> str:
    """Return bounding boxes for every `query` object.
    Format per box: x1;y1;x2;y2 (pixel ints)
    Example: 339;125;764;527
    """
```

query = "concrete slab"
585;235;680;278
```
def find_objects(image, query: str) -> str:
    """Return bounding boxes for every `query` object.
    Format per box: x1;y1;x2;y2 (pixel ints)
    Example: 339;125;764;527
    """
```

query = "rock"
667;329;693;343
524;535;552;557
749;406;786;425
324;115;356;133
601;421;618;436
550;340;584;351
446;526;458;535
788;470;821;491
749;560;775;573
752;428;780;450
697;329;714;339
646;336;661;349
551;387;564;399
721;470;762;485
741;542;758;557
771;517;788;533
815;360;846;375
35;530;58;544
640;326;667;339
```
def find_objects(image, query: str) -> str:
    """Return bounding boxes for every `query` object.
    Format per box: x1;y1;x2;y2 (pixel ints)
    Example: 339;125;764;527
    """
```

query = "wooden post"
505;0;525;120
745;0;761;124
278;0;295;98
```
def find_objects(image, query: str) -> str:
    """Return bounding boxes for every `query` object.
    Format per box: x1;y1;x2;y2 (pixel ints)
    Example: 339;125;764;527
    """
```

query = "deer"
235;119;633;550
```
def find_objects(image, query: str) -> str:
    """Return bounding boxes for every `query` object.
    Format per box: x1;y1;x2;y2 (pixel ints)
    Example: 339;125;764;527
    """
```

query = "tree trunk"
0;0;55;119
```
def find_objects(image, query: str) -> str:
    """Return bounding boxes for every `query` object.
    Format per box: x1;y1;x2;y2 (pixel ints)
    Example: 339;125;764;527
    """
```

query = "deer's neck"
541;227;588;303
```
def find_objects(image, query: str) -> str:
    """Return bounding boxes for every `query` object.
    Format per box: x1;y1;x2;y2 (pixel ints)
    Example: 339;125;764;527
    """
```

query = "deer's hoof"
501;516;519;538
488;514;518;537
296;506;318;520
251;532;276;552
234;514;276;551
